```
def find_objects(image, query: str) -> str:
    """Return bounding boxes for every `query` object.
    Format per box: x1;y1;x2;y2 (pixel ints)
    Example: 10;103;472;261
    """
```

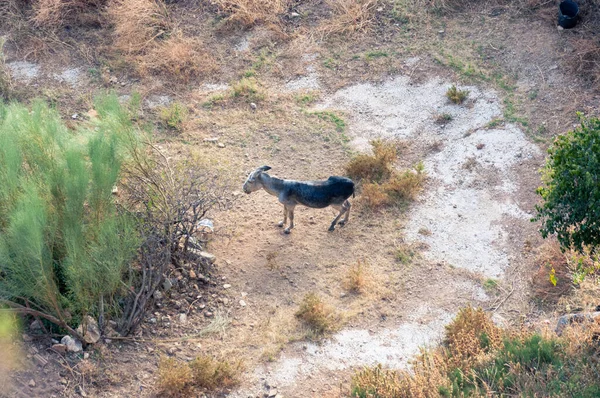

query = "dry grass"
108;0;171;55
139;33;217;83
343;259;372;294
157;355;242;396
30;0;106;28
296;292;338;335
232;77;266;103
0;38;13;101
189;355;242;390
345;139;398;183
159;102;189;133
157;357;193;397
212;0;290;28
531;240;573;306
361;182;391;208
443;306;502;371
351;307;600;397
319;0;379;37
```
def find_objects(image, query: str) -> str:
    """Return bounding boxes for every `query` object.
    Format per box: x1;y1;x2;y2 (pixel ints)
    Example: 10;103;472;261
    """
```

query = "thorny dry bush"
117;143;233;335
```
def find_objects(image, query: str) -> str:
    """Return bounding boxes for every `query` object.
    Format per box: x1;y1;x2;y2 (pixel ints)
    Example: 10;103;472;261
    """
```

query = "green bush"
0;98;139;332
535;114;600;254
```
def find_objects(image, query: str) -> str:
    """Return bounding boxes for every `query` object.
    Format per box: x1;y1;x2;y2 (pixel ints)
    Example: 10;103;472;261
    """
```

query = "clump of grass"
202;93;226;109
365;50;389;60
446;84;469;104
31;0;105;28
418;227;432;236
159;102;188;133
395;245;415;264
108;0;171;56
295;92;318;106
346;141;426;209
212;0;289;28
189;355;242;390
157;357;193;397
444;306;502;370
320;0;379;37
483;278;498;292
157;355;242;396
435;112;453;125
312;111;346;132
296;293;336;335
232;77;265;102
345;139;398;183
485;118;504;129
139;33;217;83
0;38;13;100
344;260;372;294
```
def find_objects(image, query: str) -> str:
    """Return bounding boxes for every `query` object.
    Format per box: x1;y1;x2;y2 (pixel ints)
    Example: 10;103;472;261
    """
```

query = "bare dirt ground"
2;2;599;397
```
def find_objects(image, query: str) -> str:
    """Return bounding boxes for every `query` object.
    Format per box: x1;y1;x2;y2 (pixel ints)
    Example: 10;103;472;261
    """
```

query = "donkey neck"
259;173;286;197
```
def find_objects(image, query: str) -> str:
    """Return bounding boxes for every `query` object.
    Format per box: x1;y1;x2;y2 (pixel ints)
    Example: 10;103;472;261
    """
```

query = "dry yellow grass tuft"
296;292;338;335
31;0;106;28
320;0;379;37
212;0;290;28
157;356;193;397
139;33;217;83
344;259;372;294
189;355;242;390
443;306;501;371
345;139;397;183
108;0;171;55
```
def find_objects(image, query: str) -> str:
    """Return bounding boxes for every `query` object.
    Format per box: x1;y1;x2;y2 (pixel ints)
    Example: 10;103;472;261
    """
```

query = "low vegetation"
346;140;426;209
351;307;600;397
344;260;372;294
446;84;469;104
157;355;242;396
296;292;338;335
159;101;188;133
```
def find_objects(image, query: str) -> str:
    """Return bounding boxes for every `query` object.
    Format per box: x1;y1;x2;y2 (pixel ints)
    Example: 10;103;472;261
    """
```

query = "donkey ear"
259;165;272;172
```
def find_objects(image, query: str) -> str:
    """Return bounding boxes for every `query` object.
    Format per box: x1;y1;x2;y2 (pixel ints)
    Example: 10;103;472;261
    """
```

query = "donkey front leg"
278;205;288;228
284;205;295;234
338;200;351;227
328;204;346;232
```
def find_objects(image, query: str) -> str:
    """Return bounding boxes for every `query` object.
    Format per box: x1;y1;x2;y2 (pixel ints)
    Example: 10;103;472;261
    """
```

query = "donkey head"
242;165;271;194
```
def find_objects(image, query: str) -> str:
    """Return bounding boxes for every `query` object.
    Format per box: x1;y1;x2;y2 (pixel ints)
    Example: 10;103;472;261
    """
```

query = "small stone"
22;334;33;342
290;12;300;17
149;318;157;324
438;29;445;34
241;292;248;297
204;311;214;318
154;290;163;300
60;378;68;385
557;25;564;30
28;379;36;388
218;143;226;148
223;284;231;289
178;313;188;324
71;114;78;120
222;297;229;305
239;300;247;307
203;137;219;143
61;336;82;353
250;102;257;110
189;270;197;279
167;346;178;355
76;386;87;397
198;251;216;264
83;352;89;360
376;7;383;11
163;278;173;292
76;315;101;344
30;320;42;330
52;344;67;355
33;354;48;367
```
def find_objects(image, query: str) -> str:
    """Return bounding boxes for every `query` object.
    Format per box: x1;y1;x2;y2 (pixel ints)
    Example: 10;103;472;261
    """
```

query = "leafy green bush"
0;98;139;334
535;114;600;254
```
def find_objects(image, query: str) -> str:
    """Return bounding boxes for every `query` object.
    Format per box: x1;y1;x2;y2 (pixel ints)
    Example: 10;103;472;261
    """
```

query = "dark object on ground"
559;0;579;29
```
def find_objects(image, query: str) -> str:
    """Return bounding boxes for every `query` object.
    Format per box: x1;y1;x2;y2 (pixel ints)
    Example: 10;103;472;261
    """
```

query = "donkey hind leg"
278;205;288;228
284;205;295;234
328;204;346;232
338;200;351;227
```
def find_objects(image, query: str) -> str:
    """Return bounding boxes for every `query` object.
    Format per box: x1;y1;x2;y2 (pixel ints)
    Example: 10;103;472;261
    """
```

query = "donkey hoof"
284;228;291;234
328;226;335;232
277;221;284;227
338;221;346;227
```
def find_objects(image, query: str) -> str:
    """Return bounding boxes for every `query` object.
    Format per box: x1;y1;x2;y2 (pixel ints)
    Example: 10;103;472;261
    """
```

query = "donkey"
242;166;355;234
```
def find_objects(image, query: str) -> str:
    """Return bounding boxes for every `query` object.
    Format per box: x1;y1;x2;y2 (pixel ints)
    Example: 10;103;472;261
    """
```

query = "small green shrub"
189;355;242;389
232;77;265;102
159;102;188;132
446;84;469;104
